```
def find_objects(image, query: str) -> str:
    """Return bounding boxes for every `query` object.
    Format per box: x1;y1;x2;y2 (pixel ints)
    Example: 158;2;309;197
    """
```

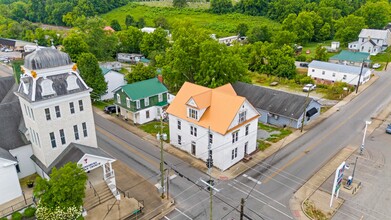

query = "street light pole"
300;89;311;132
351;156;358;184
360;120;371;155
156;116;167;199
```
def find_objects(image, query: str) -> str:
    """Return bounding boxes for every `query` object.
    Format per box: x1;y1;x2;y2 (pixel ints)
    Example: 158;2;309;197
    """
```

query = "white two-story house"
348;29;391;55
166;82;260;171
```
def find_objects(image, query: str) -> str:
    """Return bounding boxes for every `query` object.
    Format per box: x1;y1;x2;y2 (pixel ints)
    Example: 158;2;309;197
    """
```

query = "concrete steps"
84;182;114;211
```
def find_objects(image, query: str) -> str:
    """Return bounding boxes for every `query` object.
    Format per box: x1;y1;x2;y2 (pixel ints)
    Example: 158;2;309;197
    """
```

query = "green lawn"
102;3;279;37
139;121;170;141
258;122;293;143
138;1;211;9
298;40;338;61
93;99;114;110
257;140;271;151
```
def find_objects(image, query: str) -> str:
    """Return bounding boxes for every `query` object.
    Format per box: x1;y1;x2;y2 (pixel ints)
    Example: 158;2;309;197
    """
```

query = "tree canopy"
77;52;108;99
125;63;157;83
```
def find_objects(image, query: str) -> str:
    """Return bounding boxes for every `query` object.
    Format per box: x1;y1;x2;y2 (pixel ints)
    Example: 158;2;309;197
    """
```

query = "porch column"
115;105;119;117
102;165;107;180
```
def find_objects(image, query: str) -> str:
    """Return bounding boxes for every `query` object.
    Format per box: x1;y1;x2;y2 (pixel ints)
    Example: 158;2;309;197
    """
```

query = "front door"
191;141;196;155
244;142;248;156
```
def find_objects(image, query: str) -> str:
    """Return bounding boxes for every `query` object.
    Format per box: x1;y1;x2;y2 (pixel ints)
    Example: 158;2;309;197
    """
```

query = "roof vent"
66;74;79;91
41;79;56;97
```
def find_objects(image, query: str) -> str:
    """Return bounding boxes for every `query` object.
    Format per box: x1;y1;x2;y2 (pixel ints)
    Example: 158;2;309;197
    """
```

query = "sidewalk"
94;74;379;182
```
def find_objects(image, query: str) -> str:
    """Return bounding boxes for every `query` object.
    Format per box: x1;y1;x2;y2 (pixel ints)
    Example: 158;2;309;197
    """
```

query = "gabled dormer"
186;91;211;121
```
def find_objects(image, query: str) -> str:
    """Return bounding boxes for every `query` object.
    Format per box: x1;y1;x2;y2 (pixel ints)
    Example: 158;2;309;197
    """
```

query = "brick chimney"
157;75;163;84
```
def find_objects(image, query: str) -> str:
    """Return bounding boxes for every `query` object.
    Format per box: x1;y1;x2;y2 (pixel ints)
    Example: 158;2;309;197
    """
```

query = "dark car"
299;62;309;68
104;105;119;114
386;124;391;134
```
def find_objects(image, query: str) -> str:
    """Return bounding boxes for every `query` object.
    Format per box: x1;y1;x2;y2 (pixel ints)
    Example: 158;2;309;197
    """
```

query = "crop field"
102;3;279;37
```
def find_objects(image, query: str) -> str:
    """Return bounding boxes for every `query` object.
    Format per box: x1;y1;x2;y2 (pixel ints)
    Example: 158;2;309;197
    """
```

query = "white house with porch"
348;29;391;55
0;48;120;213
166;82;260;171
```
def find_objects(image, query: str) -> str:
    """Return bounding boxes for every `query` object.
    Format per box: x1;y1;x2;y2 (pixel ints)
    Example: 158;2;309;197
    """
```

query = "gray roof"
24;48;72;70
16;72;88;102
0;79;29;151
0;76;15;103
232;82;314;120
31;143;114;175
359;29;390;40
0;147;17;162
309;60;370;74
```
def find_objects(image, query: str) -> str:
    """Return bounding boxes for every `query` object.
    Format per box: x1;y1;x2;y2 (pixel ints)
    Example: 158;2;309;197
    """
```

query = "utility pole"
351;156;358;183
360;121;371;155
300;89;310;132
156;116;167;199
356;59;365;94
206;127;213;220
240;198;245;220
166;168;170;200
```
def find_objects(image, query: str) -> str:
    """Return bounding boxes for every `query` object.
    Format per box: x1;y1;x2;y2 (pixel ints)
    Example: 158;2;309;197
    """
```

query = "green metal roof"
121;78;168;100
330;50;371;63
156;101;168;106
100;67;111;75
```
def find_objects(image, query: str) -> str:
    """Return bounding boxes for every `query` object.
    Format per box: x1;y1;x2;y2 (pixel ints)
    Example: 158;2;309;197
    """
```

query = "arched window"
66;74;79;91
41;79;56;97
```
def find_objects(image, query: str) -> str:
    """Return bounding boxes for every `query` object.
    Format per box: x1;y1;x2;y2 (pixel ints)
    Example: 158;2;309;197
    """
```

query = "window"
178;135;182;145
239;111;247;123
361;46;364;50
126;98;130;108
49;132;56;148
177;120;181;130
191;141;196;155
55;106;61;118
231;147;238;160
24;104;28;116
59;129;66;145
144;98;149;106
82;122;88;137
15;157;20;173
69;102;75;114
146;110;150;119
45;108;51;120
73;125;79;140
31;108;35;120
312;69;315;72
362;38;364;42
79;100;84;111
209;133;213;145
245;125;249;136
232;131;239;143
322;71;325;75
136;100;140;109
190;126;197;137
377;39;379;43
158;93;163;102
117;94;121;104
332;73;336;77
188;108;198;120
36;133;40;147
343;75;347;80
244;142;248;155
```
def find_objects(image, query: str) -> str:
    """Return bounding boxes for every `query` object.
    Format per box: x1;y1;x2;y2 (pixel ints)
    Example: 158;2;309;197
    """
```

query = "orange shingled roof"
166;82;247;135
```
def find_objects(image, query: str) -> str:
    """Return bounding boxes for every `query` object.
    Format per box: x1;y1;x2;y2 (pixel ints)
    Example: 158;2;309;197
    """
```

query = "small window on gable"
312;69;315;72
239;111;247;124
41;79;56;97
343;75;347;80
332;73;336;77
66;75;79;91
322;71;325;75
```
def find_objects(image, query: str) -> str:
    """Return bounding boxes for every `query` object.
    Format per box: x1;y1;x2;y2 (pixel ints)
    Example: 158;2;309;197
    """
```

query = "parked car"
372;63;380;69
4;48;13;52
299;62;309;68
0;47;5;52
303;84;316;92
386;124;391;134
104;105;119;114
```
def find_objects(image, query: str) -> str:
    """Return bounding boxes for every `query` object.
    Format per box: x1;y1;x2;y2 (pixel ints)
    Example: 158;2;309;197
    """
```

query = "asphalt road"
95;70;391;220
0;64;12;77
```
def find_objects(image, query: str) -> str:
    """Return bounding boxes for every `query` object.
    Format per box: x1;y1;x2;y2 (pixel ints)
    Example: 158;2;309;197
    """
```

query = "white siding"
0;159;22;204
308;68;371;85
9;145;35;179
101;71;126;100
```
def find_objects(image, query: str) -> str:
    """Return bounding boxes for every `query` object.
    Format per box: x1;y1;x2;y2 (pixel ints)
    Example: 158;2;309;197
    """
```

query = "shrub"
23;207;36;217
299;76;314;85
0;217;8;220
11;212;22;220
296;54;307;62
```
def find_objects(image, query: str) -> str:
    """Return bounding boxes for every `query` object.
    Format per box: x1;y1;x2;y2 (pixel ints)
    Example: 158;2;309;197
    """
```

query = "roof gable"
120;78;168;100
359;29;390;40
232;82;314;120
329;50;370;63
166;82;253;135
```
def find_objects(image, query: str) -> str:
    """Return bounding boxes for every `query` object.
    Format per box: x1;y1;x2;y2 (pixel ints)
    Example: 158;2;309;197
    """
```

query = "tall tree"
314;44;328;61
334;15;367;45
271;30;297;46
235;0;269;16
125;14;134;29
116;26;143;53
247;25;271;43
125;63;157;83
137;17;145;28
267;0;306;22
236;23;248;37
355;1;391;29
154;16;170;29
62;31;89;62
140;27;169;58
34;163;87;209
110;19;122;31
211;0;233;14
173;0;187;8
77;52;107;99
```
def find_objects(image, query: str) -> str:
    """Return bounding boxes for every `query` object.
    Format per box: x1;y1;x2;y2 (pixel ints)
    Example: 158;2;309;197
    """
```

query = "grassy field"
139;121;170;141
102;3;279;37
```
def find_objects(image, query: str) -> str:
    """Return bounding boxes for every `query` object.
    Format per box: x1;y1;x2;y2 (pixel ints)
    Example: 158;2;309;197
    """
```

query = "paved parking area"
321;117;391;220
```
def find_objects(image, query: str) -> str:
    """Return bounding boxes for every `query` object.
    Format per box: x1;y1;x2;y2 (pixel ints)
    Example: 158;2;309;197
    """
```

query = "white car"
4;48;13;52
303;84;316;92
372;63;380;69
